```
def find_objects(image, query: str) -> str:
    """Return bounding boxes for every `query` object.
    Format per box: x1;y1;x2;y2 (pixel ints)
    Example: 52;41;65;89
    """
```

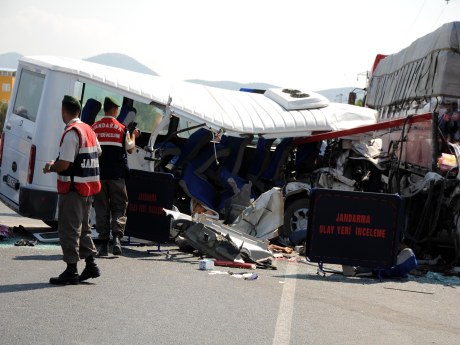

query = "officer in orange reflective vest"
44;95;102;285
92;96;139;256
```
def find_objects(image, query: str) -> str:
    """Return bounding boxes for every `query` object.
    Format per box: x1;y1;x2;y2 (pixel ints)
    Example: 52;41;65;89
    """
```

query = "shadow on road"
273;270;460;287
13;254;62;261
137;251;200;266
0;282;59;293
273;272;380;285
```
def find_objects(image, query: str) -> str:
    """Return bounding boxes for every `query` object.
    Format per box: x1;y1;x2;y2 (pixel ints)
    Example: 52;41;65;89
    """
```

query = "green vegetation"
0;101;7;132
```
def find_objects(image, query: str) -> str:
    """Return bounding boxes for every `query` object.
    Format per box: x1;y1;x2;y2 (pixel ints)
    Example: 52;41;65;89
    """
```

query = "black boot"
112;236;122;255
50;263;79;285
79;255;101;282
98;239;109;257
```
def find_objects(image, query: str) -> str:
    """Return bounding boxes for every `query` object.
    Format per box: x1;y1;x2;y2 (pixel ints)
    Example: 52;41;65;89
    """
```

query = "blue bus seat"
171;128;213;171
295;141;321;174
117;105;137;125
260;138;294;181
179;162;220;212
246;137;276;180
179;144;246;214
81;98;101;125
218;135;253;176
248;137;294;194
153;142;182;170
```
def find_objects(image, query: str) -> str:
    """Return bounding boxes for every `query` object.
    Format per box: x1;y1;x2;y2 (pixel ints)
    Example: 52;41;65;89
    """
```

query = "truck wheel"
282;198;309;242
43;220;58;230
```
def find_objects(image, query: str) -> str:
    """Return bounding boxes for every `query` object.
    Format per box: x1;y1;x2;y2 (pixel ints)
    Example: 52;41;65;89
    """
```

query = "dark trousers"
58;191;96;263
93;179;128;240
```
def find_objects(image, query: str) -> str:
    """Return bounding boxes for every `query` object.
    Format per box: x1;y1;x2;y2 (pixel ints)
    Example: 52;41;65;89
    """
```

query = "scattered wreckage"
166;187;284;269
2;22;460;277
163;21;460;276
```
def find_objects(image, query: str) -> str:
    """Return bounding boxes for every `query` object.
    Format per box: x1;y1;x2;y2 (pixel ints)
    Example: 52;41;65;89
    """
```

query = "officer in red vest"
44;95;102;285
92;96;139;256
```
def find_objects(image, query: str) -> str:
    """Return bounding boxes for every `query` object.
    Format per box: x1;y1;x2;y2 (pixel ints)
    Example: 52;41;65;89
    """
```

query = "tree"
0;101;7;133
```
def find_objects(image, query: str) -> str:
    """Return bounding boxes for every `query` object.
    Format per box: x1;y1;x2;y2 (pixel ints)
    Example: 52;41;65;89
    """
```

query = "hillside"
0;52;22;69
85;53;159;76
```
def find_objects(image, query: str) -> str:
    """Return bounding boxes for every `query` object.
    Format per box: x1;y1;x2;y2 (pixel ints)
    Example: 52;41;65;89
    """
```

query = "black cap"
62;95;81;111
104;96;120;108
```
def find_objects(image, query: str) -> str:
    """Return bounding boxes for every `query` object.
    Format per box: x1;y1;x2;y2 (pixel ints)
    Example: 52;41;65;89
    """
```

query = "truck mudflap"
19;187;58;220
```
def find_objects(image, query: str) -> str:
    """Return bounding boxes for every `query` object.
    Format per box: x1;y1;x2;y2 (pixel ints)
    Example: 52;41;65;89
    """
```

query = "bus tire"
282;198;309;243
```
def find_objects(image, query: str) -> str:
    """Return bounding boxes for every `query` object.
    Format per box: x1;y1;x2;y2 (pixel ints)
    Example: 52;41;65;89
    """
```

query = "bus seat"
81;98;101;125
193;144;231;176
117;106;137;126
219;135;253;176
246;137;276;179
179;148;240;214
153;141;182;170
218;166;251;197
295;141;321;174
171;128;213;171
259;138;294;182
179;162;220;212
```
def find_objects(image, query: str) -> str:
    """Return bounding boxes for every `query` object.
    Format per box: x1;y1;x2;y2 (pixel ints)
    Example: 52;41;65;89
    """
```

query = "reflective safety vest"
57;120;101;196
92;116;128;180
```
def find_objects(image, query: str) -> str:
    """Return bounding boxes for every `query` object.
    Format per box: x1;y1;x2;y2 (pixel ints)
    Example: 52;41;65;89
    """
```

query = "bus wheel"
282;198;309;243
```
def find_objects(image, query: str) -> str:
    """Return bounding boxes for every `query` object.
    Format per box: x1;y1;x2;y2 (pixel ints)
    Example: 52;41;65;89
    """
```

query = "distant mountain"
85;53;159;76
0;52;22;69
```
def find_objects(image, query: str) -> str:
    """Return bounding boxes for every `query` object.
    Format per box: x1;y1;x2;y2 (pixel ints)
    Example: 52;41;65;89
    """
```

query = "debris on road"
268;244;294;254
198;259;214;270
165;188;284;268
214;260;256;270
0;224;12;240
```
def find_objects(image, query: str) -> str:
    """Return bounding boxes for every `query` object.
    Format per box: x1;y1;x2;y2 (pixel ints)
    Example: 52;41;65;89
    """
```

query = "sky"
1;0;459;91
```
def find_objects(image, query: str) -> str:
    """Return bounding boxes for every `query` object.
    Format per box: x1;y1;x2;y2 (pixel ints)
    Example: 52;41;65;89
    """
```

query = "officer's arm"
125;130;136;154
44;160;71;173
43;129;77;174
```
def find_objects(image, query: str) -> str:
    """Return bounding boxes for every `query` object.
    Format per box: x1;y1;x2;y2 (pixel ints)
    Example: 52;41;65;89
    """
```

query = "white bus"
0;55;377;232
0;56;169;226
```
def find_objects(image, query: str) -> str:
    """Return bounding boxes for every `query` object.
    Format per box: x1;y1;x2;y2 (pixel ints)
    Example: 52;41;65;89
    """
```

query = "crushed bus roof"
20;55;378;138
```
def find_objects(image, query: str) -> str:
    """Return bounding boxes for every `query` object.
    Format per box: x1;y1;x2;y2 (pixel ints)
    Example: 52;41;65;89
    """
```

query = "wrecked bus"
0;55;378;236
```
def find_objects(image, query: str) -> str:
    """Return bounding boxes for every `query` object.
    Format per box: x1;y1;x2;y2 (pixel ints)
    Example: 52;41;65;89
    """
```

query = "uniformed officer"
44;95;102;285
92;96;139;256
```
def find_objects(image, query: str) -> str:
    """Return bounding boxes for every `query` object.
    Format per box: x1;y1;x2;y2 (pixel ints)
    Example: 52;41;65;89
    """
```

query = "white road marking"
272;263;299;345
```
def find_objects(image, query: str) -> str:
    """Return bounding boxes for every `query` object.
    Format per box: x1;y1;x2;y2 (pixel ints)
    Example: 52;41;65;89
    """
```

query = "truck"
283;21;460;266
365;21;460;264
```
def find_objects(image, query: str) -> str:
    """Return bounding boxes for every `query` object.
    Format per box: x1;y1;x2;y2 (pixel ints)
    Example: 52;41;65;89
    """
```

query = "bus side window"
13;69;45;122
132;100;165;134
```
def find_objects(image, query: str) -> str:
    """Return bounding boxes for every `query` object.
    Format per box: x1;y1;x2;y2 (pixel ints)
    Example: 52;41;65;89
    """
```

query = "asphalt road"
1;202;460;345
